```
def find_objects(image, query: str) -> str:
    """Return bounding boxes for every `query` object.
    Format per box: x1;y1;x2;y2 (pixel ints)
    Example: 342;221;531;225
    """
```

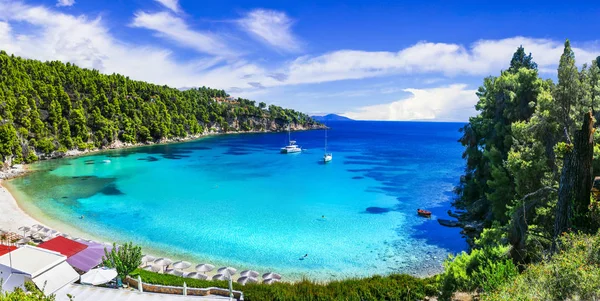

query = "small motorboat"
417;209;431;217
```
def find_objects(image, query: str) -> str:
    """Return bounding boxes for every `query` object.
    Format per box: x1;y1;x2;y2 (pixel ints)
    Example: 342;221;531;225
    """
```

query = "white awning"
32;261;79;295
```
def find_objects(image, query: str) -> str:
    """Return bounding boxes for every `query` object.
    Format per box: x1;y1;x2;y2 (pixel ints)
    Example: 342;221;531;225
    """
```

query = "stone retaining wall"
125;276;244;300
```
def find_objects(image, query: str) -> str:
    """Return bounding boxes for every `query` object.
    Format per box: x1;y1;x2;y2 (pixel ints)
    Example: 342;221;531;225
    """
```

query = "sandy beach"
0;180;48;234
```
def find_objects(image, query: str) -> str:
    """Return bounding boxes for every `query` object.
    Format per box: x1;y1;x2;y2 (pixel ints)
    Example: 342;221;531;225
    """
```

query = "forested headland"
438;40;600;299
0;51;320;166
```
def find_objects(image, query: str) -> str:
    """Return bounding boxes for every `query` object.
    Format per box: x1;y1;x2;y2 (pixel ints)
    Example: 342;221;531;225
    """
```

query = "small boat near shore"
417;209;431;217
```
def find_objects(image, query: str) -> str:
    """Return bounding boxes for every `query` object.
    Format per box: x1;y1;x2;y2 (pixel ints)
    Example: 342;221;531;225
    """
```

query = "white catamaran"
323;127;332;162
281;125;302;154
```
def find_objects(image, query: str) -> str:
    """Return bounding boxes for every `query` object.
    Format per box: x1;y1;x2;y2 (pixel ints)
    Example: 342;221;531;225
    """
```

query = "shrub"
484;232;600;300
437;245;514;300
102;242;142;279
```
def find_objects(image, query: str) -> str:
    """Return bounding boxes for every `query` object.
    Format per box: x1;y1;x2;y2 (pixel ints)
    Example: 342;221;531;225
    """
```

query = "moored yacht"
281;125;302;153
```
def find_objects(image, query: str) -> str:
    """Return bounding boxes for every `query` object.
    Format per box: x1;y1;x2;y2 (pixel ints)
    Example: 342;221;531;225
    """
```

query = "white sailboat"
323;127;332;162
280;125;302;154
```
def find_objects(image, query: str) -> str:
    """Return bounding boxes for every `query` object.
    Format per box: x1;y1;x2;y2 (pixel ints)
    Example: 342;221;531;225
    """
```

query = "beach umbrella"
237;276;258;286
151;265;162;273
142;265;154;271
46;229;58;237
263;278;280;284
153;257;173;271
81;268;118;285
262;272;282;280
17;226;31;237
16;237;31;245
240;270;259;278
212;274;227;281
184;272;208;280
165;269;184;277
172;260;191;270
217;266;237;276
195;263;215;274
59;233;72;239
141;255;155;264
30;232;46;241
31;224;44;231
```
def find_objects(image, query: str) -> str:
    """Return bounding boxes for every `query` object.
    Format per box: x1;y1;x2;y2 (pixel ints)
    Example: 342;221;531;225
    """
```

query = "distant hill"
311;114;353;122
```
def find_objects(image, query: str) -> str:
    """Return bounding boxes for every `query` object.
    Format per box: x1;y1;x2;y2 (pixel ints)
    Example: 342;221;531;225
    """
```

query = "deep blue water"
8;121;468;280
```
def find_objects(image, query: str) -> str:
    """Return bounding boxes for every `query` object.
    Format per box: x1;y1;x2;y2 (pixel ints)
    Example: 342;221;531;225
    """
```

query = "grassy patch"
132;269;437;301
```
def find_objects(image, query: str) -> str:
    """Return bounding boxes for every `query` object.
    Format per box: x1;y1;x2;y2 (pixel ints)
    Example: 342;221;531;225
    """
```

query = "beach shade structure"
18;226;31;237
38;236;88;258
151;265;162;273
195;263;215;274
184;272;208;280
237;276;258;286
58;233;72;239
262;272;282;280
153;258;172;272
30;232;46;242
217;266;237;276
240;270;260;278
263;278;280;284
67;240;113;272
80;267;118;285
16;237;31;245
142;265;154;271
141;254;155;265
31;224;44;231
212;274;228;281
172;260;191;270
165;269;184;276
153;257;172;267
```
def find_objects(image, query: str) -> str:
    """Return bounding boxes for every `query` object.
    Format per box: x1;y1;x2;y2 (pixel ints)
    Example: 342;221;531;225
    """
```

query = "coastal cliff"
0;51;323;169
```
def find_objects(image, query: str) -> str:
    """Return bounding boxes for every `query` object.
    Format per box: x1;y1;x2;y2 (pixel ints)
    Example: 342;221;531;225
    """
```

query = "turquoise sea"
7;121;467;280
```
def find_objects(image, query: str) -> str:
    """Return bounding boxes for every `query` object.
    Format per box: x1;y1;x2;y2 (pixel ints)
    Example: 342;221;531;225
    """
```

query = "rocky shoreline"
0;123;324;180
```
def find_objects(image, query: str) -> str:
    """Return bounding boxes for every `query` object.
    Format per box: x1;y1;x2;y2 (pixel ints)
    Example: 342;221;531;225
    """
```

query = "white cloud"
237;9;301;52
56;0;74;7
0;1;263;90
131;11;236;58
154;0;180;13
280;37;600;86
342;84;478;121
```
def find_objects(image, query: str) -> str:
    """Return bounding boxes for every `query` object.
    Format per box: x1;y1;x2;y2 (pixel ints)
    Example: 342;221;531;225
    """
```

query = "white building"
0;245;79;295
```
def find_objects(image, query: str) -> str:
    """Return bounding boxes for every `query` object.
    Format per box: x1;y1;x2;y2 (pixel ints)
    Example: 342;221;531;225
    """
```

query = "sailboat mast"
324;128;327;152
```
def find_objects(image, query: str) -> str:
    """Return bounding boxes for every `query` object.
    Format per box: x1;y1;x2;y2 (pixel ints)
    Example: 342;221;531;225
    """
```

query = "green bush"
485;232;600;300
132;269;437;301
437;244;515;300
102;242;142;278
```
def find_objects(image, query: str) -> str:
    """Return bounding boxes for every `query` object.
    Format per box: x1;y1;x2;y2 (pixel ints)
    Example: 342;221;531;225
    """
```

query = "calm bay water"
8;121;467;280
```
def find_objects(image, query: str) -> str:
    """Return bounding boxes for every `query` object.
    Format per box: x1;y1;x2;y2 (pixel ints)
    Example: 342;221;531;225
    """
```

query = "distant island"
311;114;353;122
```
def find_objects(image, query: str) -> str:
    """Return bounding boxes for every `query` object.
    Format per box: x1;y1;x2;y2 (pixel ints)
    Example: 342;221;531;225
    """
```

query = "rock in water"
438;219;461;227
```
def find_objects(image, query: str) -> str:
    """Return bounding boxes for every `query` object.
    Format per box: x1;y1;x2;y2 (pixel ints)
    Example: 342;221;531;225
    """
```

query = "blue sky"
1;0;599;121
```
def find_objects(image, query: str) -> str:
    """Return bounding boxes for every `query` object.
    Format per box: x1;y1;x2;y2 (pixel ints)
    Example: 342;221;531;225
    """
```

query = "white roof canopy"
32;261;80;295
0;245;65;277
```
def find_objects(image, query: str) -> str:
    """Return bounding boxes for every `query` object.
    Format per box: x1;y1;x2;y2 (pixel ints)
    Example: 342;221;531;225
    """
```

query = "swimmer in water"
322;215;325;219
300;253;308;260
80;215;84;219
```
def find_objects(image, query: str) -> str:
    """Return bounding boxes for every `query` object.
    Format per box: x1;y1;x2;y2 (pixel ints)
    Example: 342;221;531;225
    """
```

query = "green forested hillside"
0;51;319;164
438;41;600;299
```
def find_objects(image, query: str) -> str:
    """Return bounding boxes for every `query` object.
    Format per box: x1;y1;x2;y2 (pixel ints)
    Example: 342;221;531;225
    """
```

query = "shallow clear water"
8;121;467;280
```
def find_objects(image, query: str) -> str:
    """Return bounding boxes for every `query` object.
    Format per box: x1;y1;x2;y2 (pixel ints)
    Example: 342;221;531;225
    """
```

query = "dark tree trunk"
554;111;594;239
